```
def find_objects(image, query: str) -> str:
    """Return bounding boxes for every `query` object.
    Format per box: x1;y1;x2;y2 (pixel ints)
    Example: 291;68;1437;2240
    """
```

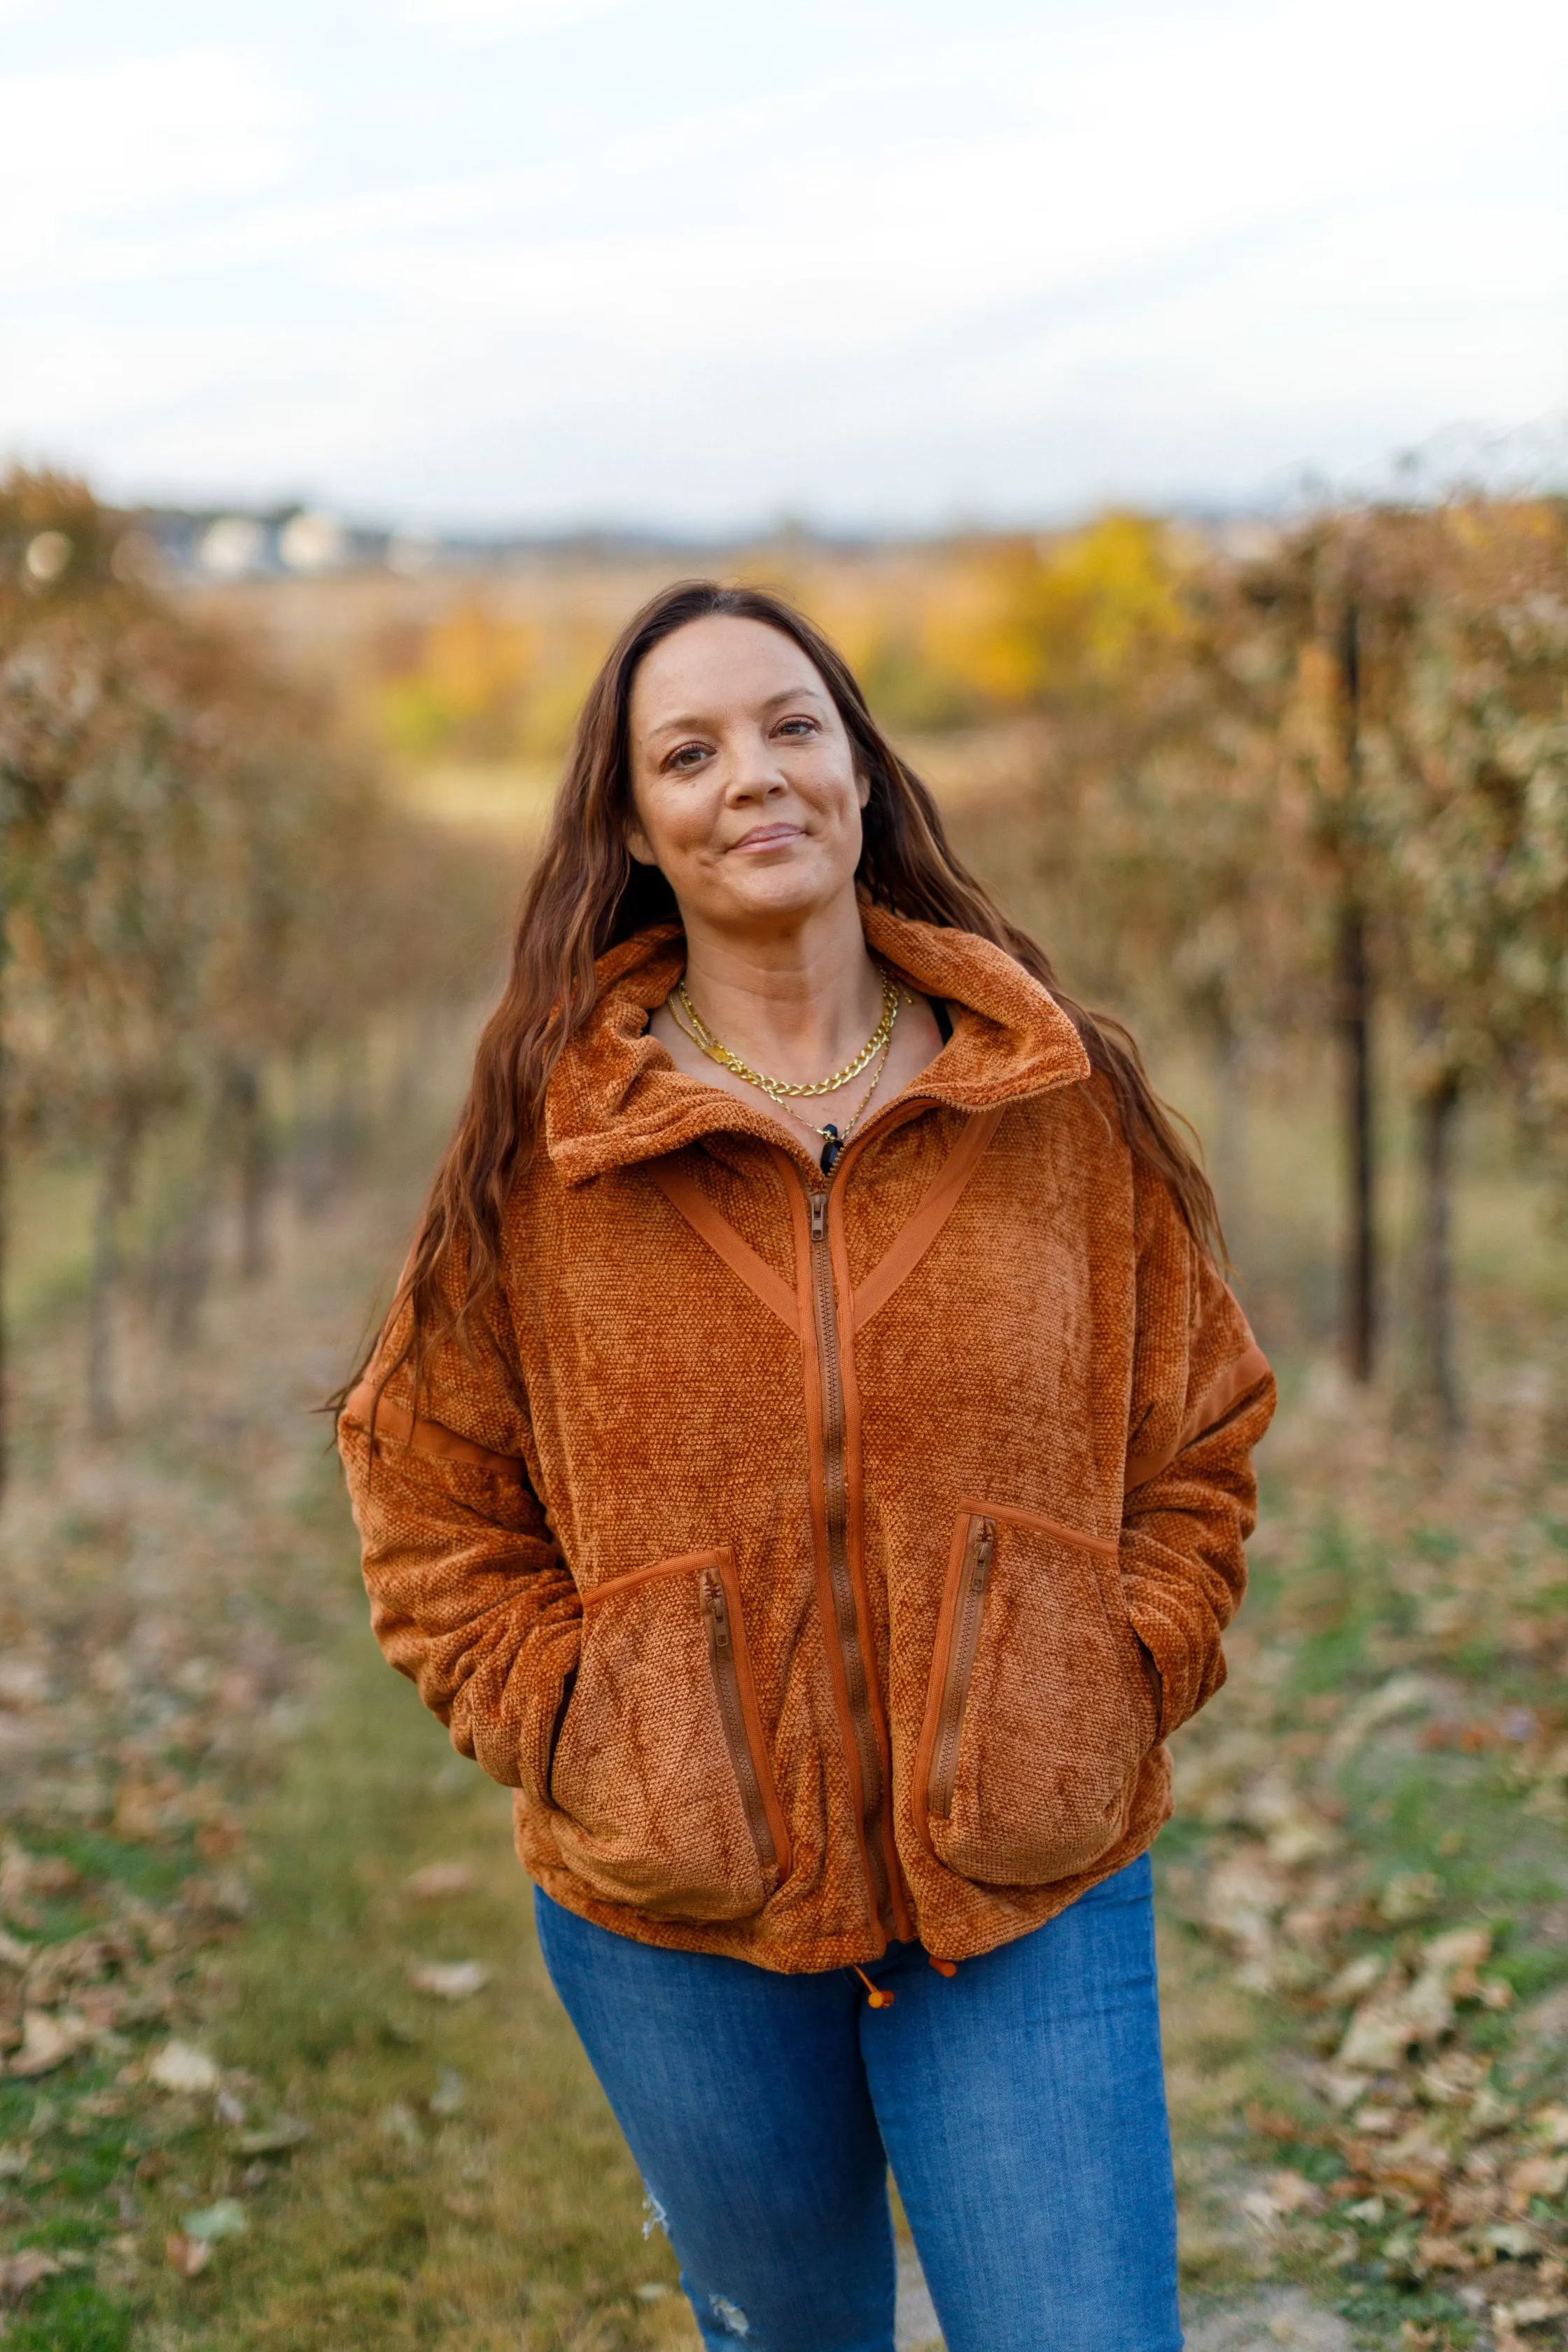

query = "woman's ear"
855;766;872;810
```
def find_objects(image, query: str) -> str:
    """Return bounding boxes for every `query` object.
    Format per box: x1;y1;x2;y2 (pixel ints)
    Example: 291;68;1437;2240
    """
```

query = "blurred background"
2;6;1567;2350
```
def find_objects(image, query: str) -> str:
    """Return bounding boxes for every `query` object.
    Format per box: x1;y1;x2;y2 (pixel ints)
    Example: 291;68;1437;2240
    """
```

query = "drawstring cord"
853;1966;893;2009
852;1956;959;2005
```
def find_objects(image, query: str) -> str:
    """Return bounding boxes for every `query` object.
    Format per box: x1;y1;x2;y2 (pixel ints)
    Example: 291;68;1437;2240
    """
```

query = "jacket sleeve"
337;1296;581;1796
1118;1165;1275;1740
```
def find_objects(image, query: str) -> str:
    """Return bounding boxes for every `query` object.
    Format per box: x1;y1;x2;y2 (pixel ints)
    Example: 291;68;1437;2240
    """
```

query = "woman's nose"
724;738;788;802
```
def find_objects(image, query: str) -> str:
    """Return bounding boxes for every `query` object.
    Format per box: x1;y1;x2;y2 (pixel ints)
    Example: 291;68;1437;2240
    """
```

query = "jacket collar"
544;904;1091;1186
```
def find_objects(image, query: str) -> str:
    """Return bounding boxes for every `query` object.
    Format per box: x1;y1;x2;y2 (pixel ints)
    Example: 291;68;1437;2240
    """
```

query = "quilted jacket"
339;906;1275;1971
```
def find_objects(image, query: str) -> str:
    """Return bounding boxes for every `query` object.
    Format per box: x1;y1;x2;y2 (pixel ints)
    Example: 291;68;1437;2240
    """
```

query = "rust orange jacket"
339;909;1275;1972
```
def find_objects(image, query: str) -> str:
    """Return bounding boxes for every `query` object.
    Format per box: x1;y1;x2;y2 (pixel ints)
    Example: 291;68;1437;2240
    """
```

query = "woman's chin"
699;862;856;932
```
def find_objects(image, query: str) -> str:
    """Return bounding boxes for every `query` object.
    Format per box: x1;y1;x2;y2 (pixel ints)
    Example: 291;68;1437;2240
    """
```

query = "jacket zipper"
806;1187;897;1933
699;1566;777;1872
926;1516;995;1822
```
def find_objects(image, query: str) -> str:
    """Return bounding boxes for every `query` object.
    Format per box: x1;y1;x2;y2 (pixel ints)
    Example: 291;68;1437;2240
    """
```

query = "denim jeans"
534;1852;1182;2352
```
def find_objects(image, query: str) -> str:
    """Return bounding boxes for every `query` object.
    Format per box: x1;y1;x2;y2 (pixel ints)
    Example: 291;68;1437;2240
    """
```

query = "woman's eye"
668;743;709;770
776;716;817;738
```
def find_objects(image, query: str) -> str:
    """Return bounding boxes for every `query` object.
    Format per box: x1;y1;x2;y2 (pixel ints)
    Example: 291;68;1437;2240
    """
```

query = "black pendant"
820;1125;843;1175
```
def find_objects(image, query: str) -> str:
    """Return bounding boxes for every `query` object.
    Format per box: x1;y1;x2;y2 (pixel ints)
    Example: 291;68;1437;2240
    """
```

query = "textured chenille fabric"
338;906;1275;1973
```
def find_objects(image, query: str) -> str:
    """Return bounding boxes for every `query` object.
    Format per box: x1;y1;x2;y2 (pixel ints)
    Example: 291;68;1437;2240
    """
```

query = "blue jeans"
535;1853;1181;2352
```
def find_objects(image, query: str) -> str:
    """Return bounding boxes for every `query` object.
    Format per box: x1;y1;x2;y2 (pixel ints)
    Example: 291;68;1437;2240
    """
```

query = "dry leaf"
148;2039;219;2093
1425;1926;1492;1972
1509;2155;1568;2211
1533;2106;1568;2148
408;1959;488;2001
1336;1929;1491;2071
1325;1954;1385;2005
1242;2169;1324;2226
164;2232;211;2279
1339;1966;1450;2071
1264;2168;1324;2214
1494;2295;1568;2329
0;2248;62;2301
1368;2124;1452;2196
182;2198;246;2242
1416;2234;1474;2270
1419;2050;1488;2104
405;1863;475;1900
236;2115;309;2155
8;2007;90;2076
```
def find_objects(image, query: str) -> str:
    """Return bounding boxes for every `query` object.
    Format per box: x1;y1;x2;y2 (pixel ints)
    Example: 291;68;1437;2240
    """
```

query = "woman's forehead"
631;615;829;734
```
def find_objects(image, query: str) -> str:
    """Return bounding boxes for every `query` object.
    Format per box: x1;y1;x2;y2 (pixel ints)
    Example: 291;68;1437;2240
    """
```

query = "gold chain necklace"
668;969;902;1171
673;968;899;1103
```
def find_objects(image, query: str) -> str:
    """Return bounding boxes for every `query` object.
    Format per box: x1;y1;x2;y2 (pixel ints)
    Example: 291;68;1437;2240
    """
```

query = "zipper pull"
972;1520;995;1588
808;1192;827;1242
700;1567;732;1656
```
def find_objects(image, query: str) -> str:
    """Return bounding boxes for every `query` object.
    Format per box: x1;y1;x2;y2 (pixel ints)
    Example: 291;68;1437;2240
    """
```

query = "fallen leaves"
0;2247;62;2302
1337;1931;1491;2073
405;1862;476;1900
408;1959;489;2001
1243;2169;1327;2227
1509;2155;1568;2211
182;2198;247;2243
164;2231;211;2279
1167;1491;1568;2314
6;2006;92;2077
235;2115;310;2156
162;2197;248;2281
147;2038;220;2093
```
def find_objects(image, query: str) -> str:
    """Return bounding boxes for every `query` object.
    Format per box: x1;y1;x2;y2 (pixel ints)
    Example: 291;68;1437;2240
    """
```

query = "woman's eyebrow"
645;684;827;741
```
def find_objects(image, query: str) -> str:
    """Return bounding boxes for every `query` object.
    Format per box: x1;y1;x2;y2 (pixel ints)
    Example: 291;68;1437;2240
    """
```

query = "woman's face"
625;615;869;935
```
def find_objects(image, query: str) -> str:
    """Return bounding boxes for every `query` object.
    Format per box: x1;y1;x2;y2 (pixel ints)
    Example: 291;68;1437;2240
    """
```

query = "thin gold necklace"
675;969;898;1102
668;971;902;1170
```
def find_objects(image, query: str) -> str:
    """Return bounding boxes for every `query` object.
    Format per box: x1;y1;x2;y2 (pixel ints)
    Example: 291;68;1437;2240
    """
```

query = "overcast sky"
1;0;1564;533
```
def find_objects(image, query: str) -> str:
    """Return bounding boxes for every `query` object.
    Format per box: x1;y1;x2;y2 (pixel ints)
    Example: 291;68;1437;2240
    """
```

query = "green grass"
123;1634;696;2351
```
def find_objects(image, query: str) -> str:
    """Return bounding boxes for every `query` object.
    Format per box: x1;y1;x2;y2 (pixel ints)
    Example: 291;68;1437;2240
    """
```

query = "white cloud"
0;49;292;272
0;0;1562;523
395;0;626;30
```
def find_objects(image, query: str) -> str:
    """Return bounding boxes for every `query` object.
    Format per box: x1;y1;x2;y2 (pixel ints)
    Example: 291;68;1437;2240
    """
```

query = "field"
2;613;1567;2351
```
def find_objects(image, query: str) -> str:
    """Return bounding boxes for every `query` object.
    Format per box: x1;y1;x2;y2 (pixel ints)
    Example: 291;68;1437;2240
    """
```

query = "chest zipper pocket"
926;1516;995;1822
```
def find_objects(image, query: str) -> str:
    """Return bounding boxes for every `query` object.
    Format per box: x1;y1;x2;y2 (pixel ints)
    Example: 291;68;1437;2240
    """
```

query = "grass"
126;1636;695;2351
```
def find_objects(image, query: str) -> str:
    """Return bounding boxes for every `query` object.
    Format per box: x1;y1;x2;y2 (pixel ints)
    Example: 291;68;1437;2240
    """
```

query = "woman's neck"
678;896;886;1083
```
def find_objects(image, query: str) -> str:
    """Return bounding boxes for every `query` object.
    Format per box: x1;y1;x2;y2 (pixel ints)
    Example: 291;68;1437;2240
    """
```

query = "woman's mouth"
730;823;804;853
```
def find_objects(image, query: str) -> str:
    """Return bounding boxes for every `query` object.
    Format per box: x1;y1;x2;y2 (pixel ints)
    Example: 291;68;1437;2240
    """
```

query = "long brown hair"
368;580;1221;1390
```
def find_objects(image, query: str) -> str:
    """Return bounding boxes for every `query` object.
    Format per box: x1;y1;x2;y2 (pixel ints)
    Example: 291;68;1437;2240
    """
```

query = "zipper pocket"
700;1564;778;1872
926;1516;995;1822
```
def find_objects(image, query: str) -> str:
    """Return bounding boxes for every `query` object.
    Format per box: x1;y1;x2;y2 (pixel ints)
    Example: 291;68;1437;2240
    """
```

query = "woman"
340;581;1273;2352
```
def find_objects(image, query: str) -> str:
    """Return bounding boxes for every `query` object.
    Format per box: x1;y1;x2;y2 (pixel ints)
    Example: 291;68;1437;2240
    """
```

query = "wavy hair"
358;579;1221;1396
